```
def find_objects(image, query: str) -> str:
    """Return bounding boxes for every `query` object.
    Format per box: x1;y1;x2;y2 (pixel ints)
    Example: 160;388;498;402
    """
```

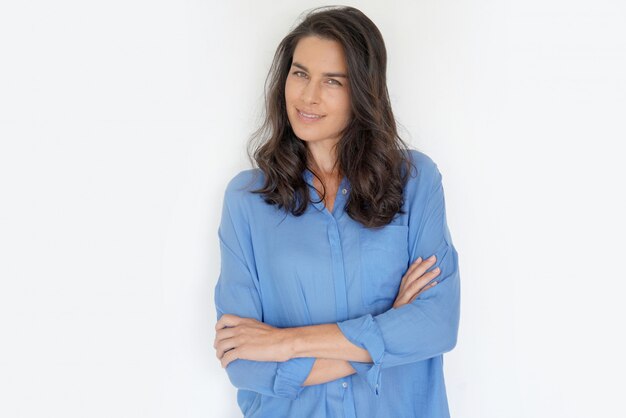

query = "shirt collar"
303;168;350;192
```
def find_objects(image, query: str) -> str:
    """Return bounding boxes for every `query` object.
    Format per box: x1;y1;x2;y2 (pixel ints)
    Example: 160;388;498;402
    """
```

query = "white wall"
1;1;624;417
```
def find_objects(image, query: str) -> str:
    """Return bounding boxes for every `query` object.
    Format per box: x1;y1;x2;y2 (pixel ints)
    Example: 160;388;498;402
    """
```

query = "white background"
1;1;624;417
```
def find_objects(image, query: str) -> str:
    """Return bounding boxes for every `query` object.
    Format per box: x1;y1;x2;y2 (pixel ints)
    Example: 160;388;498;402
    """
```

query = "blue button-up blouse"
214;149;461;418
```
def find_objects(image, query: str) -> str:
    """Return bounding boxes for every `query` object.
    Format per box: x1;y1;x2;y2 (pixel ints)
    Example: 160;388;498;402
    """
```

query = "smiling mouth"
297;109;325;121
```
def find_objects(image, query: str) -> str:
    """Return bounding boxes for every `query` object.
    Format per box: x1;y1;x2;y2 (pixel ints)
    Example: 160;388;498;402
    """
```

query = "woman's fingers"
214;327;236;348
405;266;440;296
398;274;439;307
399;257;421;288
215;335;238;359
408;280;439;304
396;255;440;304
404;255;437;284
406;256;423;276
394;255;440;308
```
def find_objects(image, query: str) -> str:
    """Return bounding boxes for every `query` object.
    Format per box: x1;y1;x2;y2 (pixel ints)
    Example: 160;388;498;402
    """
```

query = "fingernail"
415;257;422;263
429;255;436;260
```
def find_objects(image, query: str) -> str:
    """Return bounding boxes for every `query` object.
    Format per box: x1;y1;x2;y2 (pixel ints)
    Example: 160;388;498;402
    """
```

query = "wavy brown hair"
246;5;417;228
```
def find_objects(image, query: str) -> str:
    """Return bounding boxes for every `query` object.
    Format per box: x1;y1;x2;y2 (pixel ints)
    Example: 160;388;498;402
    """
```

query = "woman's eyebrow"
292;61;348;78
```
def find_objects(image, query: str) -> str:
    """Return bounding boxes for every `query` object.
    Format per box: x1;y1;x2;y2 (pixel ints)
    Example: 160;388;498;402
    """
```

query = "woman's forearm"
302;358;356;386
288;323;372;362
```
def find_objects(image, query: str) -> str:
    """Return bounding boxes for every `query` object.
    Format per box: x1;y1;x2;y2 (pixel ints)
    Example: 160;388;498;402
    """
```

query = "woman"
214;6;460;418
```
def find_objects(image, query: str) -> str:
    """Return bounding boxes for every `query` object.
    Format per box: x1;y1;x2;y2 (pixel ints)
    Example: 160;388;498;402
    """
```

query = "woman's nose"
300;80;320;104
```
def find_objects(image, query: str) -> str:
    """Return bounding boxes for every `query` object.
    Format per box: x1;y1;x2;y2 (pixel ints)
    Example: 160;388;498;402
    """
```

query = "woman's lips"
297;109;325;123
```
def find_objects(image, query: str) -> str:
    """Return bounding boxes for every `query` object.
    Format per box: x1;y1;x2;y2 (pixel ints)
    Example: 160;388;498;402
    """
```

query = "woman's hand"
214;314;293;368
392;255;440;309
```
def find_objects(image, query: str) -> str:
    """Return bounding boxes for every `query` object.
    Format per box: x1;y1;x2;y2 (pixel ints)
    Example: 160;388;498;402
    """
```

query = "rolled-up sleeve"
336;160;461;396
214;179;316;400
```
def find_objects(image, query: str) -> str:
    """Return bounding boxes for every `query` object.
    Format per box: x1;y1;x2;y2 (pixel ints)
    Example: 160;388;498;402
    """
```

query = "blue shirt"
214;149;461;418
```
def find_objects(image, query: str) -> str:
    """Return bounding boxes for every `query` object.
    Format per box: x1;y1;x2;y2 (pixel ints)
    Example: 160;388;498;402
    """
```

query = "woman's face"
285;36;351;148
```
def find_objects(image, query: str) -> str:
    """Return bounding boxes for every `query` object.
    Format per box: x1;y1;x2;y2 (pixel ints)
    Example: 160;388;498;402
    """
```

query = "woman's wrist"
282;326;304;359
283;323;372;362
303;358;356;386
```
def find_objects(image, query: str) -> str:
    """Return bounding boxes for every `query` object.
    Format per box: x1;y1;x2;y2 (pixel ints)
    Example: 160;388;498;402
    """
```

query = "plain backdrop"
1;1;625;417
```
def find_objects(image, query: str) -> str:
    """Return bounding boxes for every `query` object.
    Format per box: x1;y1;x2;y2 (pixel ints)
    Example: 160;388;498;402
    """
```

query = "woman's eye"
291;71;342;86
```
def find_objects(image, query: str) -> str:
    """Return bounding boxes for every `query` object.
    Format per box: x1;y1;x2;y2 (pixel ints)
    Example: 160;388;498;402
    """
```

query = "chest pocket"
358;225;410;307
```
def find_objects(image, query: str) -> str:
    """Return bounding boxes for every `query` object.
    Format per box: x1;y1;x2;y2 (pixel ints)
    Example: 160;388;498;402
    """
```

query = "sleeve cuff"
273;357;316;400
336;314;385;395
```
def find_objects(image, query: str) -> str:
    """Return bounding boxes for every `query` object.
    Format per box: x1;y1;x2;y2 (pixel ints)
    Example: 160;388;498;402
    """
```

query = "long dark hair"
246;5;417;228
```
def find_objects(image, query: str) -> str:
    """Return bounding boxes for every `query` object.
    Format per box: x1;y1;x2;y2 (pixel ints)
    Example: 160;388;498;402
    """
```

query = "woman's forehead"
292;36;347;73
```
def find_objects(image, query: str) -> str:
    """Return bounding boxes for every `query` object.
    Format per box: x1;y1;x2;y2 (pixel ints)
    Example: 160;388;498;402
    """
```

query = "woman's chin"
290;128;316;142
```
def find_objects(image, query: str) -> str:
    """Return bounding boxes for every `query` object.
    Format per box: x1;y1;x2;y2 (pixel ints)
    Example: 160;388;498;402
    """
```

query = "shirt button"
341;188;347;195
342;382;348;388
